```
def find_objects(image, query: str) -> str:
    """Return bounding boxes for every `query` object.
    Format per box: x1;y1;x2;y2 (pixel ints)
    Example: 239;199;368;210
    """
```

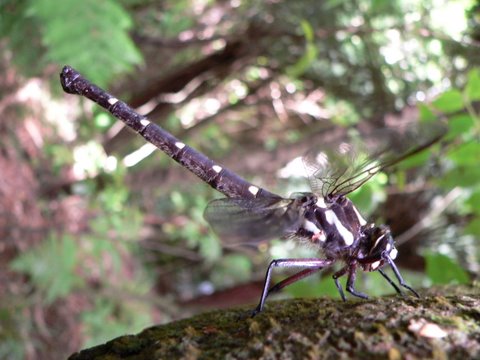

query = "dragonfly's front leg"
384;255;420;298
252;258;334;316
378;268;403;295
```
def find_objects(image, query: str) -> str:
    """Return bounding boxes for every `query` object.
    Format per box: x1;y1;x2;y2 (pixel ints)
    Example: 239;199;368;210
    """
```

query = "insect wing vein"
303;123;446;197
204;197;300;244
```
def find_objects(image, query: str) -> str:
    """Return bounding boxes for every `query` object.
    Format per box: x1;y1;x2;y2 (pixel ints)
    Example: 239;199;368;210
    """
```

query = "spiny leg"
332;263;367;300
345;262;368;299
384;255;420;298
378;268;403;295
252;258;334;316
268;268;322;294
332;266;348;301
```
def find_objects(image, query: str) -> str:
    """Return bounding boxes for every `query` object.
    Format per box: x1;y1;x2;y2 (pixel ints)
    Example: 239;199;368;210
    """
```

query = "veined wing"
204;196;303;245
304;122;446;197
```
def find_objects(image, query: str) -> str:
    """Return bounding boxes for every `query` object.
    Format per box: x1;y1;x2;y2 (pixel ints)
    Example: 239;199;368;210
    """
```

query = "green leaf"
425;252;470;285
349;172;387;215
438;165;480;188
199;234;221;262
447;140;480;166
464;218;480;237
465;68;480;101
446;114;475;139
0;0;45;75
286;20;318;78
418;103;436;122
465;190;480;216
28;0;143;86
432;90;464;113
325;0;344;10
370;0;398;14
10;234;83;303
300;19;315;43
394;148;433;171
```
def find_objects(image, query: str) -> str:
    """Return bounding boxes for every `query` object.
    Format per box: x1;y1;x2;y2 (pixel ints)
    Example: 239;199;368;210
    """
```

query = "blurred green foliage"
81;297;151;348
286;20;318;77
10;234;83;304
211;254;253;286
1;0;142;86
425;252;470;285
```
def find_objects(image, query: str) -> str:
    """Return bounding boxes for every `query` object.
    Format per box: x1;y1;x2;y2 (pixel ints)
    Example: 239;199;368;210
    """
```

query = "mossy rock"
69;284;480;360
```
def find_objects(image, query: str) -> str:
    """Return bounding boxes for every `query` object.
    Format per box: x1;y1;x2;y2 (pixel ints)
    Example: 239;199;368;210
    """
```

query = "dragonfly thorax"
299;199;399;273
298;195;367;252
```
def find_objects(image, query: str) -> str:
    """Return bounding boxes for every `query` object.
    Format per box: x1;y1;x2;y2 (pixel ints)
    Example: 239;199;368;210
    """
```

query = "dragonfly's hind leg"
251;258;334;316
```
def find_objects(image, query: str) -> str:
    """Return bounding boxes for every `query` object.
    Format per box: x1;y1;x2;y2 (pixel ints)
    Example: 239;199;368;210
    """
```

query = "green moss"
69;284;480;360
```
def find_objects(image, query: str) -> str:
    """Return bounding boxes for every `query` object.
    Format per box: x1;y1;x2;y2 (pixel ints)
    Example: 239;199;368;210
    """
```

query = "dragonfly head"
357;224;398;272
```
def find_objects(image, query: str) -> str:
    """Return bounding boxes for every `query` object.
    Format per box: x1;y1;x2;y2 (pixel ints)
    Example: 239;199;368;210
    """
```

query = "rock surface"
69;284;480;359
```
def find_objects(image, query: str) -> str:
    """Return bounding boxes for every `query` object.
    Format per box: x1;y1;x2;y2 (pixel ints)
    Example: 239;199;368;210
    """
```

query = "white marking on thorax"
248;185;259;196
352;204;367;226
140;119;151;127
212;165;222;173
316;197;327;208
175;142;186;149
108;97;118;105
324;209;354;246
389;247;398;260
303;219;326;236
371;260;381;270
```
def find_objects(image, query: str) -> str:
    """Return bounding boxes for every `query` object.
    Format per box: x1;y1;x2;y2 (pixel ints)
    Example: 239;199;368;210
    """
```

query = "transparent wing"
204;196;302;245
304;122;446;197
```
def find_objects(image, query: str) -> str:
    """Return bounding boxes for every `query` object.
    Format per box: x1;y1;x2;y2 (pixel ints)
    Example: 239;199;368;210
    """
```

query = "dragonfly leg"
378;268;403;295
332;266;348;301
268;268;322;295
332;264;368;301
384;256;420;298
252;258;334;316
332;262;368;301
345;262;368;299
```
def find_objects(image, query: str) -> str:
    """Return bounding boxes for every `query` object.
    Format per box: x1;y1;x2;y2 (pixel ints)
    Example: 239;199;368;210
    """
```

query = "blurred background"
1;0;479;358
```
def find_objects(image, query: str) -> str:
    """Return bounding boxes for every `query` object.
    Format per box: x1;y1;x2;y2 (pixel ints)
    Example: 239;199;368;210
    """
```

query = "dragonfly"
60;66;445;315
